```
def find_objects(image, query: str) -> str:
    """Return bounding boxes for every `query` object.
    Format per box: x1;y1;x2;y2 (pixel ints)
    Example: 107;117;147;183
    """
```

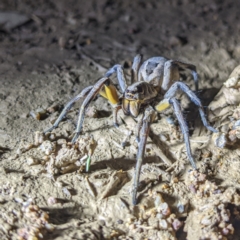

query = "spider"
44;54;217;205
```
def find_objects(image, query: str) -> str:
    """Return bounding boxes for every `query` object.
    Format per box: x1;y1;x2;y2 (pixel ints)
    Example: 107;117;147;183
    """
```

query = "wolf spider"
44;54;217;205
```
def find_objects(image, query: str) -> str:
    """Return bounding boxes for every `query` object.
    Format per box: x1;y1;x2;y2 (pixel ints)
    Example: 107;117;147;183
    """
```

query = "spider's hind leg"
164;82;217;133
173;60;198;92
154;81;217;169
169;98;196;169
154;96;197;169
162;60;198;92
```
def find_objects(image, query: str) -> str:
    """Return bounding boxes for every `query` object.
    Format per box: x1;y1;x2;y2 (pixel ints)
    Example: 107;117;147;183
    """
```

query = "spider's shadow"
89;155;161;172
149;128;177;165
0;146;11;156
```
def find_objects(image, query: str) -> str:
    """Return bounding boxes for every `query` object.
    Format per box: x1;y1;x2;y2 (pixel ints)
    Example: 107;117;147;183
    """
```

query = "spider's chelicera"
44;55;217;205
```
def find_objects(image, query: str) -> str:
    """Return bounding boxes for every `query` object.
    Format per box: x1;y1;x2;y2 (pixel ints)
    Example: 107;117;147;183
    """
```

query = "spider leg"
169;98;196;169
162;81;217;133
136;113;144;142
132;107;155;205
44;86;93;134
112;104;121;127
72;77;119;143
131;54;142;84
162;60;198;92
105;64;127;93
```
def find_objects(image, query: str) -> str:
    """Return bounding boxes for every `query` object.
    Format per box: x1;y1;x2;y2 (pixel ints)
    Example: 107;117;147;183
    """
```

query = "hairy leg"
136;113;144;143
164;81;217;132
169;98;196;169
132;106;155;205
112;104;122;127
44;86;93;134
131;54;142;84
72;77;119;143
162;60;198;92
105;64;127;93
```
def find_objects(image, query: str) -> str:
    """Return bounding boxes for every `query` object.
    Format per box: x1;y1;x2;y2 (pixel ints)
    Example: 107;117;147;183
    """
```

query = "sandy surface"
1;0;240;239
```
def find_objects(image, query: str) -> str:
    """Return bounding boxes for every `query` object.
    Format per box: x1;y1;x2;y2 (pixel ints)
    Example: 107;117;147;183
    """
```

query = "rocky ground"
0;0;240;239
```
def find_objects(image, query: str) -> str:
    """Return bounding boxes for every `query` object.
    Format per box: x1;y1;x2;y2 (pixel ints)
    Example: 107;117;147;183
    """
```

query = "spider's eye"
137;85;143;92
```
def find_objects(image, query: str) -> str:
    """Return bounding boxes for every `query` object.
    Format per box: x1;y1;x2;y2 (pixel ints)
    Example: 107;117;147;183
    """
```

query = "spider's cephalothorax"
122;81;158;118
44;54;217;205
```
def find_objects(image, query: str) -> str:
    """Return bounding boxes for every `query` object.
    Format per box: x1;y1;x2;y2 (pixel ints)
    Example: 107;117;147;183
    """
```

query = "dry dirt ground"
1;0;240;239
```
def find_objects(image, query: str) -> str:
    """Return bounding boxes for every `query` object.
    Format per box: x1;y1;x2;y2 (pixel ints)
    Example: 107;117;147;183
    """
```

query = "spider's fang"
129;101;140;118
122;99;140;118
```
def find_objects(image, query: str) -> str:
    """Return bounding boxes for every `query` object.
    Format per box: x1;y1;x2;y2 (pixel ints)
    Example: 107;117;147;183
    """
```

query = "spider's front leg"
104;54;143;90
44;86;93;134
44;76;119;142
72;77;120;143
132;106;155;205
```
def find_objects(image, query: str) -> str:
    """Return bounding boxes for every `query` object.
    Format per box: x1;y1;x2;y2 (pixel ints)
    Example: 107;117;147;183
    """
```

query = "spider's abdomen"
122;81;157;118
138;57;168;84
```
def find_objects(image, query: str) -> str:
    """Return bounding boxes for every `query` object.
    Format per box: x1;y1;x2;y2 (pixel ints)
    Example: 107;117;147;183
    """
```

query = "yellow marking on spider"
104;84;119;104
99;89;108;99
155;99;171;112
